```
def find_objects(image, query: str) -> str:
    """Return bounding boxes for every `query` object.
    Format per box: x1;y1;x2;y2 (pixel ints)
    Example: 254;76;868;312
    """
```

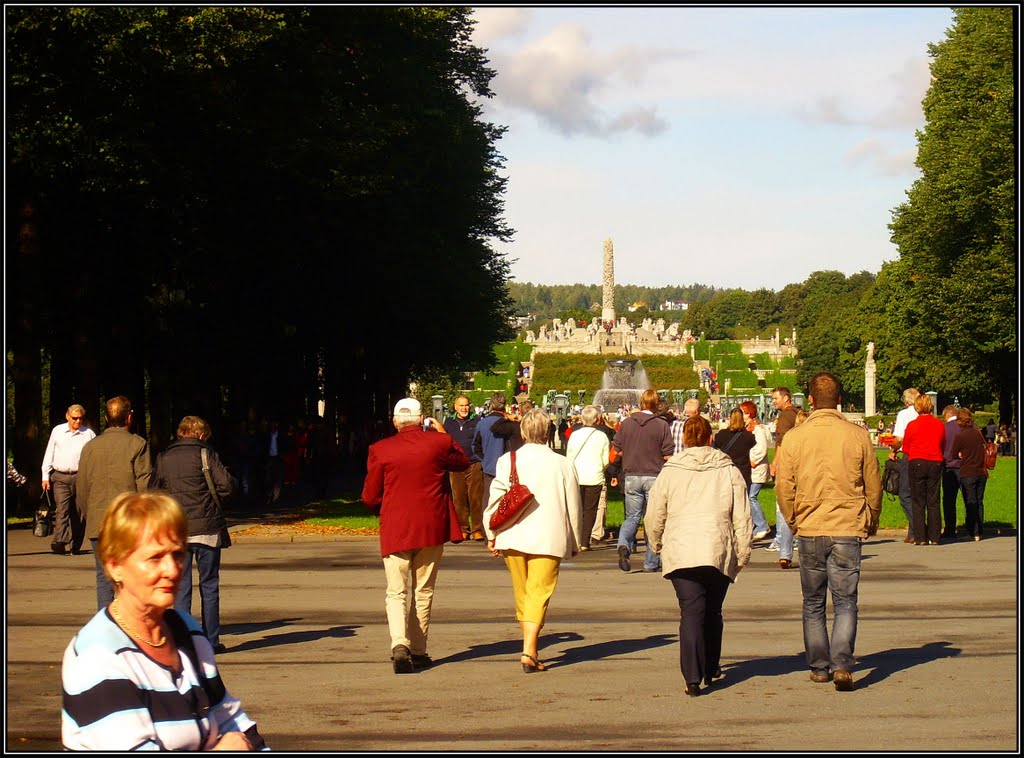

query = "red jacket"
361;426;470;557
902;414;945;462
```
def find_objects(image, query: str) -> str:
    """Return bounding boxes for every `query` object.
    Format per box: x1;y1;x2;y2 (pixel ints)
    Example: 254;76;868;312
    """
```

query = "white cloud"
470;8;530;46
846;137;920;176
476;19;687;138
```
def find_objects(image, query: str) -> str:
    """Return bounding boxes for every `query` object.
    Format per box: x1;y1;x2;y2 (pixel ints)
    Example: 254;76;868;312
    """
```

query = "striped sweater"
62;608;263;750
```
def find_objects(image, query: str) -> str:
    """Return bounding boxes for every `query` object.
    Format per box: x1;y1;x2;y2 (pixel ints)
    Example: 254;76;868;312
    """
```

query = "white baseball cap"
393;398;422;417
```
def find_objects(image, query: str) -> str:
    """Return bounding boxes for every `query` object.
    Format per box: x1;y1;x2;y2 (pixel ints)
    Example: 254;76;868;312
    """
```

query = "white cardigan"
484;443;583;559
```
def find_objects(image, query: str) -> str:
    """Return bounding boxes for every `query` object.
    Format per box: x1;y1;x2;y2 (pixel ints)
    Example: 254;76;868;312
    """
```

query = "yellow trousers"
503;550;561;627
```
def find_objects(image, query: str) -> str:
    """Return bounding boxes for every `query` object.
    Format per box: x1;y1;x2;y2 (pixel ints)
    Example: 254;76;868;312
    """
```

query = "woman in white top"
565;406;611;550
485;408;583;673
740;401;772;542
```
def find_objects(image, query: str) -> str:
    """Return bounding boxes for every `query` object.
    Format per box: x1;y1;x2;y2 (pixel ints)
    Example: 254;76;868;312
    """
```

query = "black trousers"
578;484;602;548
668;566;731;687
909;459;943;543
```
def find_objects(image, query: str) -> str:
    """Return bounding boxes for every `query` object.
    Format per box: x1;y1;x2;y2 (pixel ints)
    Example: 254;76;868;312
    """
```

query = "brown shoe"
809;670;831;683
470;531;485;541
779;559;791;569
461;531;471;541
833;669;855;691
903;537;915;544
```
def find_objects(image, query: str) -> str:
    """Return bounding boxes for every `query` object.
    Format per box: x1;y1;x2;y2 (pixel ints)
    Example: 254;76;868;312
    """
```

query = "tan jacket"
78;427;152;539
774;409;882;538
645;446;752;581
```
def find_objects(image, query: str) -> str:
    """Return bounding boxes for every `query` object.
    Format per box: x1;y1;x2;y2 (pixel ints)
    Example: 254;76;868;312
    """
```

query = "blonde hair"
520;408;552;445
98;492;187;586
795;409;811;426
176;415;211;440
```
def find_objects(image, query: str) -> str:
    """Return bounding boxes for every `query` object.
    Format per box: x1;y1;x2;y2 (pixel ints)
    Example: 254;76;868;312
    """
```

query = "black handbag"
34;490;55;538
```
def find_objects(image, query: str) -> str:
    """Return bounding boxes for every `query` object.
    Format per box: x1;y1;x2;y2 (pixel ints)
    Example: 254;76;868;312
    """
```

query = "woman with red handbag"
484;408;583;673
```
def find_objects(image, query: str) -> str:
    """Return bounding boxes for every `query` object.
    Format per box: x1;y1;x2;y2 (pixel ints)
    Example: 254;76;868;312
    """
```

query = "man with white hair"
361;398;470;673
889;387;921;544
41;403;96;556
670;398;701;455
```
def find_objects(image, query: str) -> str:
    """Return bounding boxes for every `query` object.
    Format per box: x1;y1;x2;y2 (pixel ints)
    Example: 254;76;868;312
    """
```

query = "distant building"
510;315;533;327
661;300;689;311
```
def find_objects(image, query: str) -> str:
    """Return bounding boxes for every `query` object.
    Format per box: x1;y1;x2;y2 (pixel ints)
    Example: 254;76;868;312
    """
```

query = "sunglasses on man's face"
70;416;84;421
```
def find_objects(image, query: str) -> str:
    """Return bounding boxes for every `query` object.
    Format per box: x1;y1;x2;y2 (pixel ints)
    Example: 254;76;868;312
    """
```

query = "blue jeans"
941;466;960;536
775;507;794;559
618;475;661;571
898;457;914;540
798;535;861;674
959;476;986;538
176;544;223;646
748;483;769;534
92;538;115;611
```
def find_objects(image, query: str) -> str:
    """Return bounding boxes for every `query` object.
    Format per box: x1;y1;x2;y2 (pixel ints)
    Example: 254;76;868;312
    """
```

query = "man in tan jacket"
775;372;882;693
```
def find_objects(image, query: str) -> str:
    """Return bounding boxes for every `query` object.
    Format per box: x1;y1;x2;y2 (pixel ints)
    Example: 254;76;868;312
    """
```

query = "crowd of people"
360;375;887;697
8;375;1008;746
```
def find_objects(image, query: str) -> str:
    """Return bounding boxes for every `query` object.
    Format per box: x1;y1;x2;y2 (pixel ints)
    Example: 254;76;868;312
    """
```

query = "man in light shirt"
41;404;96;556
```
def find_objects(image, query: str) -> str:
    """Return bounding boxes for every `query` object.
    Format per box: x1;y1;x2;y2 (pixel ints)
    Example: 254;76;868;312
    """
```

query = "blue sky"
469;6;956;292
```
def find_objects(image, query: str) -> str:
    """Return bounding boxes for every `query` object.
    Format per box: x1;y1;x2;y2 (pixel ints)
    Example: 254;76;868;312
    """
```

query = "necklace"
110;600;167;648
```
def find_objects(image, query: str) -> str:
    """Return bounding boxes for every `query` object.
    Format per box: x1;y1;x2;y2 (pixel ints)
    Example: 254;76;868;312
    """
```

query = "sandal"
521;654;547;673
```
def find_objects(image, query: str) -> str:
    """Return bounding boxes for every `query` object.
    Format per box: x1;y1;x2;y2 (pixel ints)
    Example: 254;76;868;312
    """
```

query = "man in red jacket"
361;398;470;673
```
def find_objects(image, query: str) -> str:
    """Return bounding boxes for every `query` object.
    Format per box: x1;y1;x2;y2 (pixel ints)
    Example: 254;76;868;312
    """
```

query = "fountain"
593;359;650;411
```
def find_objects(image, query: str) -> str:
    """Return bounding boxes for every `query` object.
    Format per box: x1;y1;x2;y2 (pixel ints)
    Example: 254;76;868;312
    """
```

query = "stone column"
602;238;616;324
864;341;877;417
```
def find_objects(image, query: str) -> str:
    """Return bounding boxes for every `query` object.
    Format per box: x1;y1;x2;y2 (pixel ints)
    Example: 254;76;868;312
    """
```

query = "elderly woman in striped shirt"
61;491;266;751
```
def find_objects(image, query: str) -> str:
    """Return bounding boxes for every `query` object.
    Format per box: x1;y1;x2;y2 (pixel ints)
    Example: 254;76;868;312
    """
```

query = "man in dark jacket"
472;393;511;513
153;415;236;652
443;395;484;541
362;398;470;673
612;389;674;573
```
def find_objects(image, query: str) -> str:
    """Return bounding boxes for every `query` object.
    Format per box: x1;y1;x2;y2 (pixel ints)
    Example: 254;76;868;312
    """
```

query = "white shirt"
566;427;610;486
893;405;919;440
41;423;96;481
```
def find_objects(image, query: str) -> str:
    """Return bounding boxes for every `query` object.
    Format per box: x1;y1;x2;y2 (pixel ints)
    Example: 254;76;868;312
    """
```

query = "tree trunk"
9;198;44;514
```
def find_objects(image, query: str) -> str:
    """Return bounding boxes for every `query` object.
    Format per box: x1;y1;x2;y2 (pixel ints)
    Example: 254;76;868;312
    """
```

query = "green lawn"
16;453;1012;533
603;450;1017;532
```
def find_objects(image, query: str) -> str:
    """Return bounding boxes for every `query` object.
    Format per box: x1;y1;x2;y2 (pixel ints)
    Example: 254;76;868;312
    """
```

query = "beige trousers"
592;482;608;541
382;544;443;654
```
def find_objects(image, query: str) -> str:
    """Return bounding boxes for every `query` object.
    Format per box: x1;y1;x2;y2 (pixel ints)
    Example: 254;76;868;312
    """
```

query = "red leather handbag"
489;450;535;532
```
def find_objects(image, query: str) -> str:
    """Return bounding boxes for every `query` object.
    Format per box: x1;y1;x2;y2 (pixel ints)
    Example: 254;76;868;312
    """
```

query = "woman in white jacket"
565;405;610;550
484;408;583;673
741;401;773;543
645;415;752;697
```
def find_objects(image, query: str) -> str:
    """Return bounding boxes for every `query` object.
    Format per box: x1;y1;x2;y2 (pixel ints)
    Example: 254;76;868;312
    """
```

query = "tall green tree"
888;7;1016;422
6;7;514;475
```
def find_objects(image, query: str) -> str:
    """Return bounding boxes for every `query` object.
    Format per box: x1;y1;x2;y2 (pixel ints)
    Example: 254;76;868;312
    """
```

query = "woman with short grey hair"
566;405;610;550
484;408;583;673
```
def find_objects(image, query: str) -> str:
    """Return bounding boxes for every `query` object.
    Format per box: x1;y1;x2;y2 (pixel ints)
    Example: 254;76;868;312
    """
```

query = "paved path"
5;523;1019;752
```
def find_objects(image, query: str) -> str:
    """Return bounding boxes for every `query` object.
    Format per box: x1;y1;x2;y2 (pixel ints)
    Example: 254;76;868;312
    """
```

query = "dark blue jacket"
473;412;509;477
443;415;481;463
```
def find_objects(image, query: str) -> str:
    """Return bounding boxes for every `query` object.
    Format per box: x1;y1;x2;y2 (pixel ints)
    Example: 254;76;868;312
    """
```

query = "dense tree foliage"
888;7;1016;423
7;7;514;474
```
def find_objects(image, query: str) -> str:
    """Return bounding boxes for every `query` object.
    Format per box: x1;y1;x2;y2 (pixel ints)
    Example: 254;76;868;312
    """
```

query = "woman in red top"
901;394;945;545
